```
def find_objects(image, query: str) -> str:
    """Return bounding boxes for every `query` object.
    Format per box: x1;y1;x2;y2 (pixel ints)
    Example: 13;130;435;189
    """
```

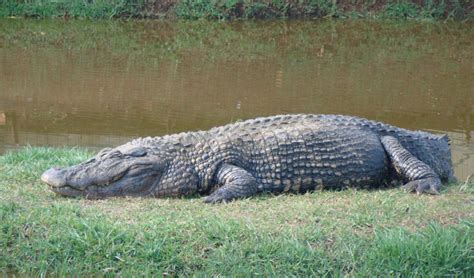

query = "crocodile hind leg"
203;164;259;203
381;136;441;195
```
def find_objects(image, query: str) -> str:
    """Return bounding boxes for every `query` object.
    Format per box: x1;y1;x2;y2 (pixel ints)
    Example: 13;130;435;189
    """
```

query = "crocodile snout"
41;168;67;187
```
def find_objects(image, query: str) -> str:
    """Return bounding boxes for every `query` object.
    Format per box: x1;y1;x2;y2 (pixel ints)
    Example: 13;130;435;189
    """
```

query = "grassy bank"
0;147;473;276
0;0;472;20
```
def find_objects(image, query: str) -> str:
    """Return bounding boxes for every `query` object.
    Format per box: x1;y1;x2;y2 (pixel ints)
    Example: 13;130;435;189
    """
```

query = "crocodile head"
41;144;178;198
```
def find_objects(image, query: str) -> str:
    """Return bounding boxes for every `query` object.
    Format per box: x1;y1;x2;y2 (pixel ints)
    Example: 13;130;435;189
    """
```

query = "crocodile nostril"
41;168;67;187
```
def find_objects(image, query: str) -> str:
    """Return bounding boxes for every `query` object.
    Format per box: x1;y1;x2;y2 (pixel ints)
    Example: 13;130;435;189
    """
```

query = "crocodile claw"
403;177;441;195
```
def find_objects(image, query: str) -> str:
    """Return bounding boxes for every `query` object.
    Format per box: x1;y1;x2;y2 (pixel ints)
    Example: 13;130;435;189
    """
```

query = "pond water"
0;19;473;179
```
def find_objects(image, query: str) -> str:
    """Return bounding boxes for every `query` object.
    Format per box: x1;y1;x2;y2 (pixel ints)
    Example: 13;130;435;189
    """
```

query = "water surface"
0;19;473;179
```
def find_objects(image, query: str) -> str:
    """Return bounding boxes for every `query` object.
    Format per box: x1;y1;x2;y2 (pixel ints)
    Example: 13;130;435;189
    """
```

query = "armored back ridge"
41;114;455;202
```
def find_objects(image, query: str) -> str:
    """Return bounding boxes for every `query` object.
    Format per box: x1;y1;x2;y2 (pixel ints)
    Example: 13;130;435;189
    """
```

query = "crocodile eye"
98;147;112;157
108;150;123;158
126;147;147;157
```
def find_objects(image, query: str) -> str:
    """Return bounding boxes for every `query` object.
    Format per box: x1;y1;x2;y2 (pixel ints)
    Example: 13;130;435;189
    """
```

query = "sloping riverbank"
1;0;473;20
0;147;473;275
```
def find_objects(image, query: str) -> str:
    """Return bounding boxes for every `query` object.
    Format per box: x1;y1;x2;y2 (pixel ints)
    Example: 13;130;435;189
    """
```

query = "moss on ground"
0;147;473;275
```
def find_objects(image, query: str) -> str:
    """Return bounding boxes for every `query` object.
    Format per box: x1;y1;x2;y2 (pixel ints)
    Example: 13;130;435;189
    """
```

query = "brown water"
0;19;473;179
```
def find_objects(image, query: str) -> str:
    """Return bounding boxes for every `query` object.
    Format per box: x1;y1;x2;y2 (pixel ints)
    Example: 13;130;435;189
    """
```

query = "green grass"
0;0;145;19
0;0;472;19
0;147;473;275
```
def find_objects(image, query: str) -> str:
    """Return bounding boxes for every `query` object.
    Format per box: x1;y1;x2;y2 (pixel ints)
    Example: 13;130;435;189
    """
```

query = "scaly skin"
41;114;455;202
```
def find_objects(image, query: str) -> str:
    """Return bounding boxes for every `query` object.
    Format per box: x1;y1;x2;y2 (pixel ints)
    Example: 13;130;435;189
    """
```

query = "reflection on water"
0;19;473;179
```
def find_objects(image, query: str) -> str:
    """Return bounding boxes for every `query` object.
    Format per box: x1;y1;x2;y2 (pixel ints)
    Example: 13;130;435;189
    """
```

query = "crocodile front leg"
203;164;259;203
381;136;441;195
